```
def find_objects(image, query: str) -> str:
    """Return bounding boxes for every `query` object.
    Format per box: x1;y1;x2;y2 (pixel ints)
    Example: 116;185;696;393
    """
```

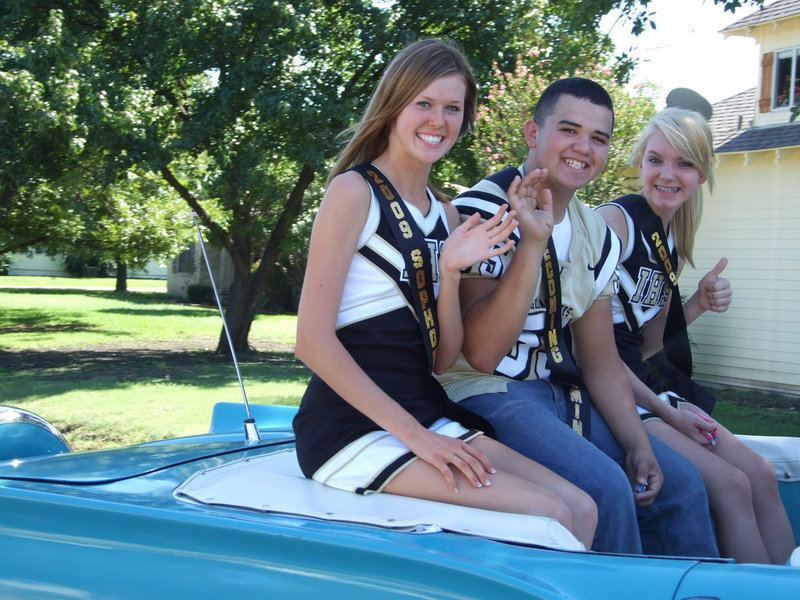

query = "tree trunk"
216;272;257;357
216;163;316;355
115;260;128;292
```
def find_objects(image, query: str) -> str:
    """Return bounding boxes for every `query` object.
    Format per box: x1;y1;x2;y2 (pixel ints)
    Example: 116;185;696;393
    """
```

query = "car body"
1;402;799;599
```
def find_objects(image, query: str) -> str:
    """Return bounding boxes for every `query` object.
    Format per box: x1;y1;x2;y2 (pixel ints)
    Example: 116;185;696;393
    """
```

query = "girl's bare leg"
708;424;797;564
647;420;772;563
384;435;597;549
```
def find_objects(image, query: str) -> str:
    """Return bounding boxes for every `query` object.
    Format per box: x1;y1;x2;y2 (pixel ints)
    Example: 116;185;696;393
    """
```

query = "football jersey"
436;166;620;402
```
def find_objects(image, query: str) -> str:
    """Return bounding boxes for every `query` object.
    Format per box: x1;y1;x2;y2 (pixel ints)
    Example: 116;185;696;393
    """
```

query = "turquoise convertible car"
1;402;799;599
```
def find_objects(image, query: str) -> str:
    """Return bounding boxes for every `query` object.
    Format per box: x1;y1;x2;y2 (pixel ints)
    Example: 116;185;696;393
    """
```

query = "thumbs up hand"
697;257;732;313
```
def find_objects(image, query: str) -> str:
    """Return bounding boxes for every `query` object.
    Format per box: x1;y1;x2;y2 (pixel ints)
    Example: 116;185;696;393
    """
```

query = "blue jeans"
461;380;719;556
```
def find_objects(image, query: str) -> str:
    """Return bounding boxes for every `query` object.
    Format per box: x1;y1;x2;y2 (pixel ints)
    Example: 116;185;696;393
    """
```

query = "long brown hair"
327;38;477;186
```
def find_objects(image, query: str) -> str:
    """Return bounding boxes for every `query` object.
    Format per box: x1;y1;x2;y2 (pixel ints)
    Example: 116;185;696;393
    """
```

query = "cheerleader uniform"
606;194;710;418
292;169;480;494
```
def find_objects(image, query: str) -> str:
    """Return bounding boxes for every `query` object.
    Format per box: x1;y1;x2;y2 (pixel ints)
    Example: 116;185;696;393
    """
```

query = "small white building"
167;243;234;300
8;250;166;279
681;0;800;396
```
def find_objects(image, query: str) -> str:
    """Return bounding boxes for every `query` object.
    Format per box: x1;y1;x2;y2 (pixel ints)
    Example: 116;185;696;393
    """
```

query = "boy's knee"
588;465;632;504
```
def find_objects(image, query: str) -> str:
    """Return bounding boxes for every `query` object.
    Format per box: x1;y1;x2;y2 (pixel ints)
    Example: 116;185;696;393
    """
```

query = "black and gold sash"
351;163;496;437
638;202;692;378
351;163;439;372
542;237;591;439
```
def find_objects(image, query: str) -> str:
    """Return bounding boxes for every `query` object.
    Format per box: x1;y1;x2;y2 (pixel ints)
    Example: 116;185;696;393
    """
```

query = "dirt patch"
0;343;301;382
3;346;797;410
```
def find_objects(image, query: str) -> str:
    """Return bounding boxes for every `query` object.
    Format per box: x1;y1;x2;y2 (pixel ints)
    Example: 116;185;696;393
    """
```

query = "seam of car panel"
0;438;292;485
671;560;705;600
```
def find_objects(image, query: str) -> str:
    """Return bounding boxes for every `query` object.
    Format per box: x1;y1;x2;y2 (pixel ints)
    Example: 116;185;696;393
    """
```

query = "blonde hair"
327;38;477;186
628;108;714;267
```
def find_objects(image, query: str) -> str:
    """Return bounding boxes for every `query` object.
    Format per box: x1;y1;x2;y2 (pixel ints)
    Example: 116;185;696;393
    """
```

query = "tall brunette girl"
293;39;596;548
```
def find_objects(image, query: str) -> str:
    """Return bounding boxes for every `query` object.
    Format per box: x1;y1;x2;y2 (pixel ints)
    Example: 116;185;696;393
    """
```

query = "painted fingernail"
485;479;492;486
490;468;497;474
454;487;459;494
693;410;715;424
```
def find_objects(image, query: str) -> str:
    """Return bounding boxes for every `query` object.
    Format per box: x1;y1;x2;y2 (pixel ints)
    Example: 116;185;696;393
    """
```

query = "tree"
0;15;87;255
0;5;195;275
77;168;204;291
2;0;554;354
0;0;763;354
472;52;657;206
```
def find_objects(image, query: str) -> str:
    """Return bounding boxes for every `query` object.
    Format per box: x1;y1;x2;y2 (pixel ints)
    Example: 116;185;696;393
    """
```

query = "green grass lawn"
2;275;800;450
0;276;308;449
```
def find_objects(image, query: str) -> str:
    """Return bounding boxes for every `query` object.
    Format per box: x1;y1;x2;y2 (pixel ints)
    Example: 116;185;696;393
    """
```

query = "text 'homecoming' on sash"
543;243;563;365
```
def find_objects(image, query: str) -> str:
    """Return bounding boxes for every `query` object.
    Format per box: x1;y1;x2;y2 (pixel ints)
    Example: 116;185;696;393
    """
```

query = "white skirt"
312;418;482;494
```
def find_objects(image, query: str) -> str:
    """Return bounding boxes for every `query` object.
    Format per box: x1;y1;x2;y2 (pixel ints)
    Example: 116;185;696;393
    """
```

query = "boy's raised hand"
508;168;554;247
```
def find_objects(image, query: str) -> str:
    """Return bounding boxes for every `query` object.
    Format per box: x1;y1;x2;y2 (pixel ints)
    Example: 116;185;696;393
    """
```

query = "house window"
774;47;800;109
172;243;196;273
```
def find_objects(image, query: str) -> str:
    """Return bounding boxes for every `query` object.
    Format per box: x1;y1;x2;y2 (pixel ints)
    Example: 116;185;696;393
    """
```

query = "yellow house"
681;0;800;395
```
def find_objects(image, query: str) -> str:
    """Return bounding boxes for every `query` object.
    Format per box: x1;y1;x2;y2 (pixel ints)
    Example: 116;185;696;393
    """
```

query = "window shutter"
760;52;774;112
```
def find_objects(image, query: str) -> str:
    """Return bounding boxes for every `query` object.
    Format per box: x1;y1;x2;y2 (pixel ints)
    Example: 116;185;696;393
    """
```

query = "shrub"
186;284;214;305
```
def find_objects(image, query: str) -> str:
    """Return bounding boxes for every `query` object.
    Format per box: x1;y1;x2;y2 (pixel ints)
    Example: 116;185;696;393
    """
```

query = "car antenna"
191;211;261;444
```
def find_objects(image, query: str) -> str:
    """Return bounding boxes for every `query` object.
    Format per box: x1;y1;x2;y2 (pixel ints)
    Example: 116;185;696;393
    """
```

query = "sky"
601;0;764;106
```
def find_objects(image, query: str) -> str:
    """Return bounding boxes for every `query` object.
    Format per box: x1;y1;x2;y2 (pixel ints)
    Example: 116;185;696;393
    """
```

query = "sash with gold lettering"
350;163;440;372
542;237;591;439
618;194;692;378
351;163;496;437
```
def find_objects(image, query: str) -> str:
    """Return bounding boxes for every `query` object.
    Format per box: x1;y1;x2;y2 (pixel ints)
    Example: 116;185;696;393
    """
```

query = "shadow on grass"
0;348;311;404
0;287;170;303
0;307;96;333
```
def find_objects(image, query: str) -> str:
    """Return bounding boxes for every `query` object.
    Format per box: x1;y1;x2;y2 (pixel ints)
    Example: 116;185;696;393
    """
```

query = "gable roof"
722;0;800;34
710;88;756;148
710;88;800;153
717;121;800;152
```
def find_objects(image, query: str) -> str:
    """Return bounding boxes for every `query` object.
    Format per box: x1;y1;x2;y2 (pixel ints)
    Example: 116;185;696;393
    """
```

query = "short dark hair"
533;77;615;131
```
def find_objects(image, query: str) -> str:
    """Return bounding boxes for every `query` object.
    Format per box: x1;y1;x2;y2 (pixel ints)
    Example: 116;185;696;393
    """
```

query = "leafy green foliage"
0;0;763;351
472;52;657;206
3;0;556;352
0;14;87;253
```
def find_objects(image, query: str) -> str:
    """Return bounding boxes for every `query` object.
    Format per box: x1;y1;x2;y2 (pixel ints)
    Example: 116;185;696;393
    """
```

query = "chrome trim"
0;405;72;451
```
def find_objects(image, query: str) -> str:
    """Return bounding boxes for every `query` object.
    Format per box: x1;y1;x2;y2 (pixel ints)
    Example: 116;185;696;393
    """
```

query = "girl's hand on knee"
409;430;495;493
689;410;719;448
670;407;717;447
